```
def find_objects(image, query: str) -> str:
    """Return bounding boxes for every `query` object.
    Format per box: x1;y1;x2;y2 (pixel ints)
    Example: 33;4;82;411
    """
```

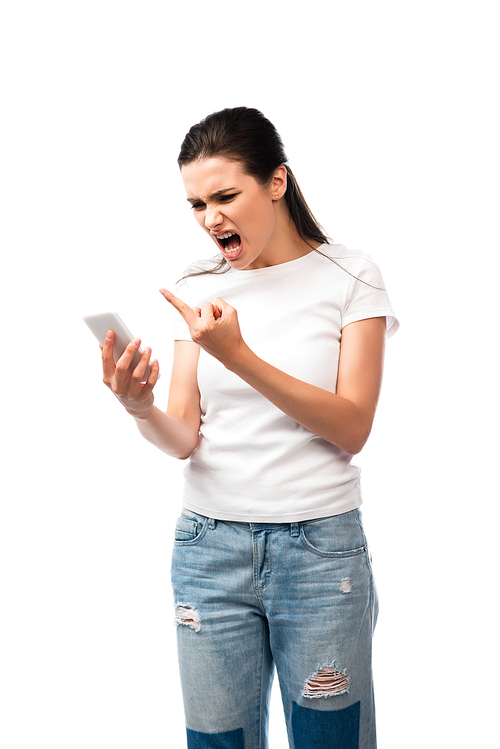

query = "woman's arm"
134;338;201;457
102;332;201;460
224;317;385;455
160;290;386;455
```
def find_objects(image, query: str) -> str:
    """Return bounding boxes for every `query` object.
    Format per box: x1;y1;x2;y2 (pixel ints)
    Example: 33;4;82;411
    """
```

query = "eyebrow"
186;187;238;204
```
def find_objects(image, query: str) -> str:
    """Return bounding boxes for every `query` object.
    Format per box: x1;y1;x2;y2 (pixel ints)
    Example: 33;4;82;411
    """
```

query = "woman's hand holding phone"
101;330;160;419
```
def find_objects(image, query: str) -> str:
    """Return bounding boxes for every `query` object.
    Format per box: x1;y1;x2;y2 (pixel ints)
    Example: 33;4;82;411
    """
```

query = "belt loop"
290;522;299;537
208;518;216;530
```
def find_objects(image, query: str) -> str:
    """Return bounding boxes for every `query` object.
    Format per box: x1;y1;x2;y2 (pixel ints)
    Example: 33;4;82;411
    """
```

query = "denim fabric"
171;510;378;749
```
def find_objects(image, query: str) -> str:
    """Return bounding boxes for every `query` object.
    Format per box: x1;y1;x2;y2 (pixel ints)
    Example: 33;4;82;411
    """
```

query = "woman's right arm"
102;331;201;460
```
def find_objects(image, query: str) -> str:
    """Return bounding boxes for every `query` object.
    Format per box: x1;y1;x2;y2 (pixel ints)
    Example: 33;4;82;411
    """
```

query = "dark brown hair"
178;107;330;276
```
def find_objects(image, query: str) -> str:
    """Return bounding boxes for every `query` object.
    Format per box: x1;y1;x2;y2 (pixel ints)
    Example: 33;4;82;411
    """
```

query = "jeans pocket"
299;510;367;558
174;512;210;546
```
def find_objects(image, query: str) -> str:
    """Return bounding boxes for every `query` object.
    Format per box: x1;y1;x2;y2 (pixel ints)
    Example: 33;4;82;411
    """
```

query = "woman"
101;107;398;749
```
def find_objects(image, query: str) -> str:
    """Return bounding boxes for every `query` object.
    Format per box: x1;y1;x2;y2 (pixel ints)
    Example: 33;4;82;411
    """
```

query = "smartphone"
83;311;157;381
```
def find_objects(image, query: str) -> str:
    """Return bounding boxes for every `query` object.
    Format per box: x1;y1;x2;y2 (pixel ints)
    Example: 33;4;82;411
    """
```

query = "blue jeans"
171;509;378;749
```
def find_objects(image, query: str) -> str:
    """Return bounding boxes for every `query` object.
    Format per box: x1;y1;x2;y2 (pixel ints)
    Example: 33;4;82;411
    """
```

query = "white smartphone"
83;311;157;381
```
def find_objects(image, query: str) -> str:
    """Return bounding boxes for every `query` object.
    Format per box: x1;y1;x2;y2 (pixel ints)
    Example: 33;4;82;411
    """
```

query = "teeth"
216;231;236;239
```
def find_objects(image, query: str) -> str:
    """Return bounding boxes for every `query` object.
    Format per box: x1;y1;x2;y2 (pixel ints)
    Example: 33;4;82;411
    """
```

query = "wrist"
220;341;255;373
132;407;155;421
115;394;154;420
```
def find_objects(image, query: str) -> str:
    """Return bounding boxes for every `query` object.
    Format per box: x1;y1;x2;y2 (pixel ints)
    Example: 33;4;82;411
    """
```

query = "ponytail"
284;165;329;247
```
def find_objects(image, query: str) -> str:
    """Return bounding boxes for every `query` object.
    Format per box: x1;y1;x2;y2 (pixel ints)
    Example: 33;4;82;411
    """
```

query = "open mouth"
214;231;242;258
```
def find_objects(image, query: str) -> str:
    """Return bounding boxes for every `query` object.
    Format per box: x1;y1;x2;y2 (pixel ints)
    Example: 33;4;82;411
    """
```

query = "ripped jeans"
171;509;378;749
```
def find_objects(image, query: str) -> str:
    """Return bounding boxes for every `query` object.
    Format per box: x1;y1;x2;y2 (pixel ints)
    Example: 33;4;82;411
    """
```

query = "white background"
1;1;498;746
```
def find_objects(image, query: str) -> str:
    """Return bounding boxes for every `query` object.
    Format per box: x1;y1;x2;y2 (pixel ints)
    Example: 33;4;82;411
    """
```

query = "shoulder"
311;243;385;291
318;243;382;273
324;244;398;336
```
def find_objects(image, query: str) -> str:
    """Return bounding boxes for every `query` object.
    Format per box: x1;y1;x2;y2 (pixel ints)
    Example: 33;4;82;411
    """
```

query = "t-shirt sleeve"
341;255;399;337
172;277;194;342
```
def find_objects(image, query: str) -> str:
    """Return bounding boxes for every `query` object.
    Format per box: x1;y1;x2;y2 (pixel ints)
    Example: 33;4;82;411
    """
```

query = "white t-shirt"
173;244;398;522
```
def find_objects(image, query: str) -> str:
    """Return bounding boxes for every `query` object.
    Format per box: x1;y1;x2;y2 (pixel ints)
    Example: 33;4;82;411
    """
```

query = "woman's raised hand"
160;289;246;365
101;331;160;419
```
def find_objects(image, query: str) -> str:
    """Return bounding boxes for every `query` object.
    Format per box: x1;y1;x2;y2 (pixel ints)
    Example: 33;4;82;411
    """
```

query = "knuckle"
109;378;123;394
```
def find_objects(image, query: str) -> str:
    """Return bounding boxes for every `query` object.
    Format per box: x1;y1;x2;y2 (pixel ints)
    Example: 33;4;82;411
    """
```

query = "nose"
204;204;223;231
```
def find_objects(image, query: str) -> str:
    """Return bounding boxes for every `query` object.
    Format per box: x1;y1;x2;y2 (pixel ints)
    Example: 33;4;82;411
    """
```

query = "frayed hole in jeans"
340;578;352;593
303;663;351;698
175;603;201;632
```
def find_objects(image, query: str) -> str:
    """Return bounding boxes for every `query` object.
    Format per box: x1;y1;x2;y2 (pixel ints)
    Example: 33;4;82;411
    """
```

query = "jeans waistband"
214;520;301;537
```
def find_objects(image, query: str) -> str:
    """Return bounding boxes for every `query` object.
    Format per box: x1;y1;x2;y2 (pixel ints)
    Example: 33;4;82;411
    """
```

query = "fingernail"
133;338;140;346
106;330;113;340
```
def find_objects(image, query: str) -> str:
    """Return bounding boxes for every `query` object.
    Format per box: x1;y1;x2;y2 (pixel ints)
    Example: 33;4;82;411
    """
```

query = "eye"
219;194;237;202
191;202;205;211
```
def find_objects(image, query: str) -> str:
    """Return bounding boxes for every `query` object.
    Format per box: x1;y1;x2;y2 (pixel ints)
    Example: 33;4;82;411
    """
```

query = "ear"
270;165;287;200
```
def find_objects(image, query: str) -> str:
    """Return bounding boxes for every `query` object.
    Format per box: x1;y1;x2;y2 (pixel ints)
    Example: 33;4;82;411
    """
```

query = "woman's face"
181;157;285;270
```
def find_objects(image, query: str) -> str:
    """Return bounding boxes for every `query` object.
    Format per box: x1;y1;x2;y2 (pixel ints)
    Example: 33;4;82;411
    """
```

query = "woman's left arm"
161;290;386;455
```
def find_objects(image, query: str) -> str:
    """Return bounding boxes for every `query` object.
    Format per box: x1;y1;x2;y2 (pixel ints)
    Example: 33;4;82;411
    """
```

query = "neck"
246;203;321;270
